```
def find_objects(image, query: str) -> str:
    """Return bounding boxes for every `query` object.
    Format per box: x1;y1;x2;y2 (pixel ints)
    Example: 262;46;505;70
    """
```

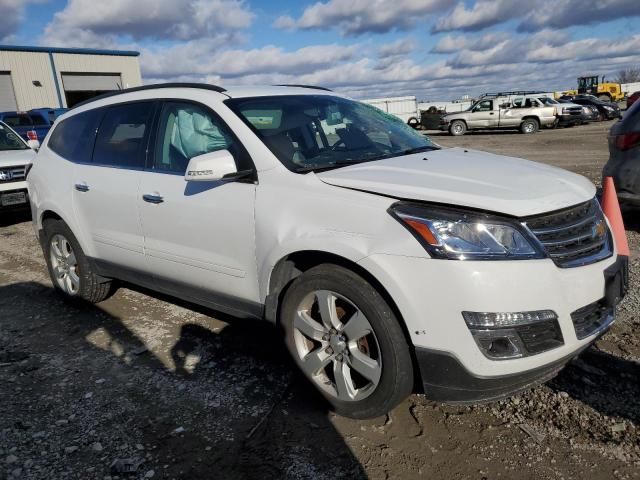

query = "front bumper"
414;334;603;403
557;114;582;126
358;251;624;383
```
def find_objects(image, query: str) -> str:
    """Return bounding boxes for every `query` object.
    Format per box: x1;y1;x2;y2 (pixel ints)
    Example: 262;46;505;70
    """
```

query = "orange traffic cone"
601;177;630;256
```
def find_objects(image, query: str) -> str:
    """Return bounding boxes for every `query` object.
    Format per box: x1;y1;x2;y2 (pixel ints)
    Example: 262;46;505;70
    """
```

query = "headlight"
390;204;544;260
603;105;614;111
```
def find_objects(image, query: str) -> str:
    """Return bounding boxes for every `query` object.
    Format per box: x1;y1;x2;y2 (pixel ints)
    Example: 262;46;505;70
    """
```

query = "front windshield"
0;124;28;151
538;97;558;105
225;95;438;172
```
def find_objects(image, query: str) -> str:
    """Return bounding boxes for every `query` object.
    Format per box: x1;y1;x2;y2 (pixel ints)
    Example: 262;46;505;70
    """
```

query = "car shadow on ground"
0;209;31;228
0;281;366;479
548;348;640;425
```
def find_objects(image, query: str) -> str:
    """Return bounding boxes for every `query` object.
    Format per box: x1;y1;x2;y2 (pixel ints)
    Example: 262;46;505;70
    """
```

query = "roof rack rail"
274;84;333;92
479;90;546;98
71;82;227;109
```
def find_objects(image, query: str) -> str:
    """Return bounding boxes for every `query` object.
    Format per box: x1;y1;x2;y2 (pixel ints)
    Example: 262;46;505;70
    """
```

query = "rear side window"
48;109;102;163
93;102;154;169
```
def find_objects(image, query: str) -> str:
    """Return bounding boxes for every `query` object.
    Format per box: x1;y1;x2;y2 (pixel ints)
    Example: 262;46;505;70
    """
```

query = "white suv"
28;84;627;419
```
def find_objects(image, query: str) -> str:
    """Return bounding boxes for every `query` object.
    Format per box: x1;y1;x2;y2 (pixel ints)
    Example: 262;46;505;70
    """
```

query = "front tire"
43;219;114;303
280;265;413;419
520;118;539;134
449;120;467;136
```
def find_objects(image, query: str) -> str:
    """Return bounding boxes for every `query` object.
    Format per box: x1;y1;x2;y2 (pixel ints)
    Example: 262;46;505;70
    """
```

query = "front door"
138;100;259;312
467;100;496;128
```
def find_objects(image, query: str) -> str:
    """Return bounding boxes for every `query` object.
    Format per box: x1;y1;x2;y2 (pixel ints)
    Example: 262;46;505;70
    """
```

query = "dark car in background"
603;98;640;209
0;108;67;143
627;91;640;110
558;99;599;123
559;95;621;120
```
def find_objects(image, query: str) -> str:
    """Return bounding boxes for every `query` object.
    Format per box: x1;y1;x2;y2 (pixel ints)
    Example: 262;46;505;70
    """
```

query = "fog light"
472;328;525;360
463;310;563;360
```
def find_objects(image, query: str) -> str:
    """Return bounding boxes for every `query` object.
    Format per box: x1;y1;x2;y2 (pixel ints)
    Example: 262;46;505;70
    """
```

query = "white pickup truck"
440;93;557;135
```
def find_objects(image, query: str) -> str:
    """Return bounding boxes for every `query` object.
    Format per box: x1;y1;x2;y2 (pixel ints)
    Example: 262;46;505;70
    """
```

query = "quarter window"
93;102;154;169
48;109;102;163
153;102;235;173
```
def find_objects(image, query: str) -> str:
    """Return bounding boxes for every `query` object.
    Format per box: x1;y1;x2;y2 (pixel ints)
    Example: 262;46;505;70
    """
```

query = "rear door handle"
489;112;495;115
74;182;89;192
142;193;164;204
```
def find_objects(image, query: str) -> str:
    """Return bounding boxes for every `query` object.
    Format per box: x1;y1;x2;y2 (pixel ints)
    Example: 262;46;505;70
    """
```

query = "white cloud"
0;0;45;41
434;0;640;33
43;0;254;42
378;38;416;58
518;0;640;32
141;42;359;79
431;32;511;53
274;0;454;35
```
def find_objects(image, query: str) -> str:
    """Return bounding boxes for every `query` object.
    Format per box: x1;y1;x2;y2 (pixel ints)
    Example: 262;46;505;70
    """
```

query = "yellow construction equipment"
577;75;624;102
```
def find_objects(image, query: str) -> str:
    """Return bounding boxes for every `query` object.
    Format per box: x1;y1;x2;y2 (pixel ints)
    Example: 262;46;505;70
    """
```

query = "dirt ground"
1;121;639;480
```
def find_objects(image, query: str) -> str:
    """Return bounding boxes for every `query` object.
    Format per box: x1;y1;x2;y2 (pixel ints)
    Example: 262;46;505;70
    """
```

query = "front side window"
153;102;235;173
48;109;102;162
93;102;154;169
0;123;28;151
225;95;437;172
474;100;493;112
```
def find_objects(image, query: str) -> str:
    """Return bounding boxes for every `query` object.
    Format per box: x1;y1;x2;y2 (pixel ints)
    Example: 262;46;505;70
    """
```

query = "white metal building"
0;45;142;111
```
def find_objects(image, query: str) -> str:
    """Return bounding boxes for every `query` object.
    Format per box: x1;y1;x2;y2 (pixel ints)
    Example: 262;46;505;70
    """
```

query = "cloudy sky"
2;0;640;100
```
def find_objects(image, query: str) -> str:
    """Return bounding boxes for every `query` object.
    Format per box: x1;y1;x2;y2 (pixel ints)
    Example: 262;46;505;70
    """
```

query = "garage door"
0;73;18;111
62;73;122;92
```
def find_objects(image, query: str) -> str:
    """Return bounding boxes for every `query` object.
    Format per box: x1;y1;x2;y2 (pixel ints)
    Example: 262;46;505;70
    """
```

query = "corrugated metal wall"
0;50;59;110
0;50;142;111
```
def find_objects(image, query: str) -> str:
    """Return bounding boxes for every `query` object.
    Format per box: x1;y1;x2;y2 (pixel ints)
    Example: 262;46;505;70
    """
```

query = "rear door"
71;101;156;273
138;99;260;309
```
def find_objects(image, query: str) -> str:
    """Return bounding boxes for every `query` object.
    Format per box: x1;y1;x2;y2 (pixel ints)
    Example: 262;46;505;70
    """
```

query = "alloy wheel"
292;290;382;402
49;234;80;295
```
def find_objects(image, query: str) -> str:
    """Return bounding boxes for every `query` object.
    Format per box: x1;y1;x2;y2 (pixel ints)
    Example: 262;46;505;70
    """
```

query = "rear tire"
280;264;413;419
520;118;539;134
407;117;419;129
43;219;114;303
449;120;466;136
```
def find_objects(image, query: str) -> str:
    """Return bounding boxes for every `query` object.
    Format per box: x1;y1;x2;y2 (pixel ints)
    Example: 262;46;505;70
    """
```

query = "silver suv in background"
441;92;557;135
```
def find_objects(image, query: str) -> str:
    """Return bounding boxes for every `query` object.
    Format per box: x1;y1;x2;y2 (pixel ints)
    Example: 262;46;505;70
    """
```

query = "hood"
0;148;34;168
316;147;595;217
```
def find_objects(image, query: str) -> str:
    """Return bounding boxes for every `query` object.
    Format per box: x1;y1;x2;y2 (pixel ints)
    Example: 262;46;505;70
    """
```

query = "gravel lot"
1;120;638;480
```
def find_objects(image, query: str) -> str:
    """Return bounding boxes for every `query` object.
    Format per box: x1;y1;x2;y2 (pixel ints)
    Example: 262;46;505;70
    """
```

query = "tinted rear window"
92;102;154;169
3;114;33;127
48;109;103;163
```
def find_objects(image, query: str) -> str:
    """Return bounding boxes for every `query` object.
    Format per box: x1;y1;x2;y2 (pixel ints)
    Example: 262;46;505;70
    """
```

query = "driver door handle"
74;182;89;192
142;193;164;204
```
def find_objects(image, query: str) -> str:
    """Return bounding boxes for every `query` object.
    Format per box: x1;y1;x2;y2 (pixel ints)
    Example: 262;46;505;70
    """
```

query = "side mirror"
27;139;40;151
185;150;237;182
500;103;511;109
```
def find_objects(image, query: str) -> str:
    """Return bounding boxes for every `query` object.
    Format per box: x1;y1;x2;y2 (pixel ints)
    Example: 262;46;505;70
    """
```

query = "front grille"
564;107;583;116
571;299;613;339
0;165;27;183
516;319;564;354
524;199;612;268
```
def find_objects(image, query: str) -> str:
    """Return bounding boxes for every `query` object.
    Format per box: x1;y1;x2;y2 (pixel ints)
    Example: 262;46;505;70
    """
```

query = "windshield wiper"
294;159;371;173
